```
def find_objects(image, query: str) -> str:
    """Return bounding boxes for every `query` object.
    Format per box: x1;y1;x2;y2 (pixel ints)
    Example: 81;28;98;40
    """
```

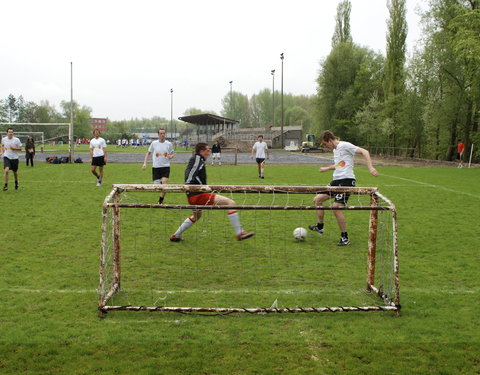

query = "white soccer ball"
293;227;307;241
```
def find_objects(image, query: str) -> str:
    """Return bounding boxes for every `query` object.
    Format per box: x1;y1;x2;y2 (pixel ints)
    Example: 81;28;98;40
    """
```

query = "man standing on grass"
457;139;465;168
170;142;254;242
251;135;269;179
89;129;107;186
142;129;174;204
1;128;22;191
211;139;221;166
309;130;378;246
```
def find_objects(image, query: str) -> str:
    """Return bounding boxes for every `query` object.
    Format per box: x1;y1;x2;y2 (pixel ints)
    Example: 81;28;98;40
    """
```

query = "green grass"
0;163;479;374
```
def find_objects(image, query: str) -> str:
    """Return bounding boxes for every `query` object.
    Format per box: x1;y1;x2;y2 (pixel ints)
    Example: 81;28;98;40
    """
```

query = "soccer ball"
293;227;307;241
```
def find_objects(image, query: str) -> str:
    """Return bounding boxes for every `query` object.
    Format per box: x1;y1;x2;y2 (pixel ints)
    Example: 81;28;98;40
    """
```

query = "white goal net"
99;184;399;314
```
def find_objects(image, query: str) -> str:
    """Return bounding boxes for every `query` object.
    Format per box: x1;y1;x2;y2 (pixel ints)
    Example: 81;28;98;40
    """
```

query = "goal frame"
99;184;400;314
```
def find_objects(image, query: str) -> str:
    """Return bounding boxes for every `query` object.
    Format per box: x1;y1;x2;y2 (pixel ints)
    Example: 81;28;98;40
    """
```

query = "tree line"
311;0;479;161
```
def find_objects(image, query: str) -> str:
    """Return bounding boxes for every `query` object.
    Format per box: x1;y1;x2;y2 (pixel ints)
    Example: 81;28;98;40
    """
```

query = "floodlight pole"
69;62;74;163
280;53;284;149
170;88;173;140
229;81;233;118
271;70;275;128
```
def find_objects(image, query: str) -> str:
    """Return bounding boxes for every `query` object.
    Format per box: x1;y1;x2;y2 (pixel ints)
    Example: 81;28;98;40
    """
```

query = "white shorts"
212;153;221;158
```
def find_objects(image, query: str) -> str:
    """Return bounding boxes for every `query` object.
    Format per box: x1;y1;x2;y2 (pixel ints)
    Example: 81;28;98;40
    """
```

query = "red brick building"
89;117;108;132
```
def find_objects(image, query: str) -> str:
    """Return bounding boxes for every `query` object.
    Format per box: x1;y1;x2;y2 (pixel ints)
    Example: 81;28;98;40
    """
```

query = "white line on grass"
381;173;480;199
3;287;479;295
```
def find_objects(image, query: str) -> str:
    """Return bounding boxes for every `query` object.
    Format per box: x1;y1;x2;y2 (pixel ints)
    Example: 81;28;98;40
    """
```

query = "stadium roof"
178;113;238;126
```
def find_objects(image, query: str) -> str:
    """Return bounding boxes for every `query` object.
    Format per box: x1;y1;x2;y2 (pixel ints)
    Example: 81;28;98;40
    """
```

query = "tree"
384;0;407;153
249;89;273;127
6;94;22;122
60;100;92;139
413;0;479;160
221;91;250;127
313;42;383;143
332;0;352;47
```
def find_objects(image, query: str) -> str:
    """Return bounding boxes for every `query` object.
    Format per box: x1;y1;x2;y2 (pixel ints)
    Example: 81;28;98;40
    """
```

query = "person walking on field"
457;139;465;168
1;128;22;191
89;129;107;186
170;142;254;242
251;135;269;179
211;139;221;166
142;128;175;204
25;136;35;167
309;130;379;246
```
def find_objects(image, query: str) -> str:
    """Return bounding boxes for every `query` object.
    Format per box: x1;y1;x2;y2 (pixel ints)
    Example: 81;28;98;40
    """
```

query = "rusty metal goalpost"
99;184;399;315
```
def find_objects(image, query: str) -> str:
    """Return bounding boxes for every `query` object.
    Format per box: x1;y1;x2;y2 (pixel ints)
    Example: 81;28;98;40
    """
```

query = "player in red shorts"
170;142;254;242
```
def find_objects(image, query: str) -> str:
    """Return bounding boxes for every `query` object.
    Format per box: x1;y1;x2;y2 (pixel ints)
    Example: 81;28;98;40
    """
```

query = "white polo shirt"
149;140;174;168
1;136;22;160
332;141;358;180
253;141;268;158
90;137;107;157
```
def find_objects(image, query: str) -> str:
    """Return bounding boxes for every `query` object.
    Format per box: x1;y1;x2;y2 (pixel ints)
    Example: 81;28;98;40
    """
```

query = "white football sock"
174;217;195;237
227;211;242;235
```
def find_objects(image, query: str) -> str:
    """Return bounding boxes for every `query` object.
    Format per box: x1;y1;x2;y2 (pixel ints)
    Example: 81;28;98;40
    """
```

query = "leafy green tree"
221;91;250;127
60;100;92;139
332;0;352;47
249;89;273;127
413;0;479;160
7;94;22;122
313;42;383;143
0;99;7;122
285;105;310;132
384;0;407;152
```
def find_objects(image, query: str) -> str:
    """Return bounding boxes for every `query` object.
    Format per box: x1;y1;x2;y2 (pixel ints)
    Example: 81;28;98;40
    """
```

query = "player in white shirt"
89;129;107;186
251;135;269;179
309;130;379;246
142;129;175;204
1;128;22;191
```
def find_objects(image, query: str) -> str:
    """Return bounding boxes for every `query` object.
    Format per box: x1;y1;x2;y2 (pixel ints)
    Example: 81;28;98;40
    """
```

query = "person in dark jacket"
211;139;221;166
25;136;35;167
170;142;254;242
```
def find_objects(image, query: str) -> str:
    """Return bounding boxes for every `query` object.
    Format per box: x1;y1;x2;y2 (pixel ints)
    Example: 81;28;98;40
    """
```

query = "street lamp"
170;88;173;140
280;52;284;149
271;70;275;128
229;81;233;118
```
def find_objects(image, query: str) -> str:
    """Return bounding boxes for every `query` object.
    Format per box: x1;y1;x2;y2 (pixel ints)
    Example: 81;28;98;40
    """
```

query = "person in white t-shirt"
251;135;269;179
89;129;107;186
142;129;175;204
1;128;22;191
309;130;379;246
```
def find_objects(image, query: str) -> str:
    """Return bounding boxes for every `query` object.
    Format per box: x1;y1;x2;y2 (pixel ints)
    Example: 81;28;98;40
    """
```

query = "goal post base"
98;305;400;314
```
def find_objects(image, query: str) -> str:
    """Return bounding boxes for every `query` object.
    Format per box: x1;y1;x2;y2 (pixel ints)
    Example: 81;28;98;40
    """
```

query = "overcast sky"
1;0;425;121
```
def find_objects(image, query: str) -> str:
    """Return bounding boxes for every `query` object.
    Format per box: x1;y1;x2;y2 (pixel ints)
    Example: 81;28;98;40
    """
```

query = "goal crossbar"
99;184;400;315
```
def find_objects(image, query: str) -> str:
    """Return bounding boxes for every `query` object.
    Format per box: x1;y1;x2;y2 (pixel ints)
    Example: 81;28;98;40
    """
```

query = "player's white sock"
227;211;242;235
153;179;161;185
174;216;196;236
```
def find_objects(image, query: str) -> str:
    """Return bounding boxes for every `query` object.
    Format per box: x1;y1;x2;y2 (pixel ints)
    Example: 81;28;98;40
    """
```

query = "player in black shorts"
309;130;378;246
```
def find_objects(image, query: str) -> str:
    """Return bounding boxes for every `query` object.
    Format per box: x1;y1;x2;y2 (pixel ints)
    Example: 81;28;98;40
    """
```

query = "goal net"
99;185;399;314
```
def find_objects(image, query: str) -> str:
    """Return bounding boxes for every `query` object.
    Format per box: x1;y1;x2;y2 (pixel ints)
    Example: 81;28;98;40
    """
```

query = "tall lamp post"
280;52;284;149
229;81;233;118
271;70;275;128
69;61;74;163
170;88;173;140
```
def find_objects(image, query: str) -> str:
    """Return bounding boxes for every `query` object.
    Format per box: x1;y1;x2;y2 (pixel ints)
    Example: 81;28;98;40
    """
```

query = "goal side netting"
99;185;399;314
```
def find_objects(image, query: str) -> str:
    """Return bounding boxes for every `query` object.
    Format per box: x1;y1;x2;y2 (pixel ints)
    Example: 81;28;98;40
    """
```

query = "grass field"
0;162;479;374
